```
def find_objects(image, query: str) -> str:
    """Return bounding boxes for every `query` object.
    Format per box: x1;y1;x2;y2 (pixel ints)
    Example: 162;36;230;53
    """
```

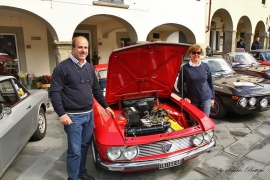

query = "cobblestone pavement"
1;107;270;180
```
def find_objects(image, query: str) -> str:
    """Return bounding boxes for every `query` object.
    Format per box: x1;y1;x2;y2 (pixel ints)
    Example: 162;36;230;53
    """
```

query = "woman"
177;44;215;116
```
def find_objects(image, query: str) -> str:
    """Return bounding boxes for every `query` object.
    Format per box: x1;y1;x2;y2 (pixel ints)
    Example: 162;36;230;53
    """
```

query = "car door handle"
26;104;31;109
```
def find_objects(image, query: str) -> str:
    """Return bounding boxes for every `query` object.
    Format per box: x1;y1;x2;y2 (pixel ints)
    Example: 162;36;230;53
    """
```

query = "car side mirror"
3;107;12;115
0;107;12;119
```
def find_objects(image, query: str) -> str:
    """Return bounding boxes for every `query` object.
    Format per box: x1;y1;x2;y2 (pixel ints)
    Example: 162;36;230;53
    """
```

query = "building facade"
0;0;269;76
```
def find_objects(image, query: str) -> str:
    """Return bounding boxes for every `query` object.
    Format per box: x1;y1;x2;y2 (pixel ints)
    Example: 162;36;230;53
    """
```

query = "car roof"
250;49;270;52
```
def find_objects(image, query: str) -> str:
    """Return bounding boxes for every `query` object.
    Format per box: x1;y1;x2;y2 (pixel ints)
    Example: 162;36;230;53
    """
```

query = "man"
251;37;261;50
49;36;115;180
237;38;245;49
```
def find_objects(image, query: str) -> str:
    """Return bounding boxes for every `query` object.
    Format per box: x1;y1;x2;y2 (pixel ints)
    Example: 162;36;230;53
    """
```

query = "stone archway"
74;14;138;64
0;6;58;75
236;16;252;51
146;23;195;44
210;9;233;52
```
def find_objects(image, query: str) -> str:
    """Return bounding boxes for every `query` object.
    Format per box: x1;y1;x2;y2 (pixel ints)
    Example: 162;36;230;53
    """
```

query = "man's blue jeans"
192;99;211;116
64;111;94;180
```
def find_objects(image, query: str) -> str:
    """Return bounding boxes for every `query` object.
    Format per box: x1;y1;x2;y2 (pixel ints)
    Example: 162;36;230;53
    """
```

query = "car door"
0;78;33;176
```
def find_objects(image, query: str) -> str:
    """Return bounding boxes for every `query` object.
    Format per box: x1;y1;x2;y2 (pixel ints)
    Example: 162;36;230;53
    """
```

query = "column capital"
52;40;72;45
52;41;72;63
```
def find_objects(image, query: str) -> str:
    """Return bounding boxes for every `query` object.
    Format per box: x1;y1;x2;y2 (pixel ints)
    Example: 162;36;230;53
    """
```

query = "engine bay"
122;97;191;137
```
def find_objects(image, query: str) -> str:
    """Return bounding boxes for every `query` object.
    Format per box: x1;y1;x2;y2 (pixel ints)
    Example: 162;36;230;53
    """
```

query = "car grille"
137;136;192;157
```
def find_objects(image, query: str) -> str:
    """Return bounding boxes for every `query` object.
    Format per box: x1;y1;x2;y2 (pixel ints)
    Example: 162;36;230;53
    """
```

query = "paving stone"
214;126;231;136
17;145;50;157
26;136;67;147
202;146;223;160
252;122;270;137
228;127;251;137
224;134;264;157
177;155;205;174
0;156;38;180
17;147;67;180
175;170;210;180
257;165;270;180
154;166;180;180
215;135;237;148
245;138;270;164
214;157;266;180
245;121;262;131
195;152;237;178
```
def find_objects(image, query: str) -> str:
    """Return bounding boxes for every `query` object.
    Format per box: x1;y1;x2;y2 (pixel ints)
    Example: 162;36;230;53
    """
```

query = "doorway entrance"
0;34;19;77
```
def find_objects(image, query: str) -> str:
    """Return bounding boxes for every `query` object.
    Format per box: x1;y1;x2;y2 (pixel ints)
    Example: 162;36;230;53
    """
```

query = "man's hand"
59;114;73;125
211;100;215;107
183;98;191;103
105;107;115;119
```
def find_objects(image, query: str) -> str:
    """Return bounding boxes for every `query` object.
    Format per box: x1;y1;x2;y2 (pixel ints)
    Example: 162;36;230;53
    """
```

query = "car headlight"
238;97;247;107
203;130;214;142
106;147;122;161
191;134;204;146
260;98;268;108
123;146;138;160
249;97;256;106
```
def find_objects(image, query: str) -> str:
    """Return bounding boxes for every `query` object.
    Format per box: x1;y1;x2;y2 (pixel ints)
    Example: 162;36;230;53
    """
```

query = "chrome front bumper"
96;139;215;171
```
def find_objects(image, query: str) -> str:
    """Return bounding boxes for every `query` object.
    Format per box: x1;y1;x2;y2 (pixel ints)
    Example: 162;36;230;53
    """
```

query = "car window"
261;52;270;61
97;69;107;91
228;53;259;67
0;79;28;109
250;52;260;59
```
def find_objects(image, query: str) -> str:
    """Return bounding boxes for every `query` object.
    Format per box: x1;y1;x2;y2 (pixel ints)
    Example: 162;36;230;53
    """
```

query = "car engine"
123;98;184;137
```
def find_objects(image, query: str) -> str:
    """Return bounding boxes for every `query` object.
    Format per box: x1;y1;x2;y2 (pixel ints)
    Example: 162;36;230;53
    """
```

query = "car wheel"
31;108;47;141
91;141;102;170
210;97;227;119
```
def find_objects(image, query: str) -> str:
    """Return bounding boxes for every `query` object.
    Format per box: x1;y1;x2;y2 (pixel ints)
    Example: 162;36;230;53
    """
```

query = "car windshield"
229;53;259;67
261;52;270;61
201;58;234;75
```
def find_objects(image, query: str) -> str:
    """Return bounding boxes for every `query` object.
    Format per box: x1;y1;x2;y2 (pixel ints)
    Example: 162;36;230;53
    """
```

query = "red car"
250;49;270;66
92;42;215;172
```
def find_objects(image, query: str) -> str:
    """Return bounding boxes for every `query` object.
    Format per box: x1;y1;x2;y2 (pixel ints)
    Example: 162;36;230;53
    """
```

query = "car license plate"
158;159;182;169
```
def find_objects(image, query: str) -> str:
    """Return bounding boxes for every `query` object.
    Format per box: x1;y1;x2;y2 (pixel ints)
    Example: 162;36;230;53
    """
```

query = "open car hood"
106;42;190;104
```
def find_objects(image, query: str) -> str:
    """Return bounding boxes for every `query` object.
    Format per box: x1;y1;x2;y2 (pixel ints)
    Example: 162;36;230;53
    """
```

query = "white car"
0;76;49;178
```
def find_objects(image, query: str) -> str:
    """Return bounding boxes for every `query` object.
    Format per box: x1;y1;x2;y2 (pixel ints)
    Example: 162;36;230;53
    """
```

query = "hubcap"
38;113;45;133
211;101;219;116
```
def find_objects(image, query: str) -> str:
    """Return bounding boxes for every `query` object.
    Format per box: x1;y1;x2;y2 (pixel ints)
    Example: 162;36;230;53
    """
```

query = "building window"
262;0;266;4
99;0;124;4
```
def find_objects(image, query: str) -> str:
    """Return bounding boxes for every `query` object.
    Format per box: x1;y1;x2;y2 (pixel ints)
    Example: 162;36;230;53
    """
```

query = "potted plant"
34;76;42;89
91;51;101;65
18;72;35;89
40;75;52;89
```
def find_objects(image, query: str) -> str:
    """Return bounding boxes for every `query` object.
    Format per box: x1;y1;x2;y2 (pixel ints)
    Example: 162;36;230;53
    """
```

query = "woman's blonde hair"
188;44;203;54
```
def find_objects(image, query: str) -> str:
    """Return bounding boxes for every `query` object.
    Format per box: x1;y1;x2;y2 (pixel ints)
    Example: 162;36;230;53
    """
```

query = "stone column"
52;41;72;64
250;34;255;51
223;30;236;52
243;33;252;51
259;35;265;49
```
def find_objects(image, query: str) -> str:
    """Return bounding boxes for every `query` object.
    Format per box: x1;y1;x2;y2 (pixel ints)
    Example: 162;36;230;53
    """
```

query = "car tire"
92;141;102;170
31;108;47;141
210;97;227;119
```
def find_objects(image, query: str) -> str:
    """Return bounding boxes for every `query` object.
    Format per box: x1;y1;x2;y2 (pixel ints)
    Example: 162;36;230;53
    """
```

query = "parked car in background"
0;76;48;178
174;57;270;119
213;52;270;79
250;49;270;66
92;42;215;172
